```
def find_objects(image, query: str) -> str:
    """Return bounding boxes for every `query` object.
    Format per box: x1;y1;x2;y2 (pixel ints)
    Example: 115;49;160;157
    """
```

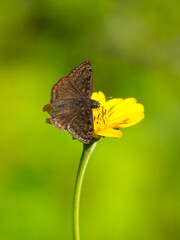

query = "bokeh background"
0;0;180;240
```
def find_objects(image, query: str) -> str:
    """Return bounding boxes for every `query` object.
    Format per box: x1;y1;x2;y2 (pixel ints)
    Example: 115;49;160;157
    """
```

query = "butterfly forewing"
68;107;94;144
68;61;93;98
51;77;79;104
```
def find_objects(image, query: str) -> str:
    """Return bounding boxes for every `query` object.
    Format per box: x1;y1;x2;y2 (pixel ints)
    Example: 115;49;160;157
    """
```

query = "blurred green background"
0;0;180;240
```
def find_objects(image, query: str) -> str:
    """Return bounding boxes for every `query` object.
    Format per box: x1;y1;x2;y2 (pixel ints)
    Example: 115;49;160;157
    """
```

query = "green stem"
73;139;98;240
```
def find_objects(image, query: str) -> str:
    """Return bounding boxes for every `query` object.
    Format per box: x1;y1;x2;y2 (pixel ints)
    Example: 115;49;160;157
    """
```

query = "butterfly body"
49;60;100;144
52;98;99;109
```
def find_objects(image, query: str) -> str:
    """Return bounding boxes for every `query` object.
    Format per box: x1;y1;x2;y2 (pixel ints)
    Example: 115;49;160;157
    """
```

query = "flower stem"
73;139;98;240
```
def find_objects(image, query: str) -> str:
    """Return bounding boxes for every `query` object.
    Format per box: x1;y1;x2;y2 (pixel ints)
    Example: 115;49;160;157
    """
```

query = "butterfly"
44;60;100;144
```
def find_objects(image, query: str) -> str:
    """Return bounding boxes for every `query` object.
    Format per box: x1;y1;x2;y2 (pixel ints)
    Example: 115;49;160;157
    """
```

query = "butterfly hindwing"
68;107;94;144
50;100;80;131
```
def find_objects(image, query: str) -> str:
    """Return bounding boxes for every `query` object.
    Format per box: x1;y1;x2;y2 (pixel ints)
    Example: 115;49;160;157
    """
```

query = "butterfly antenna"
97;96;112;101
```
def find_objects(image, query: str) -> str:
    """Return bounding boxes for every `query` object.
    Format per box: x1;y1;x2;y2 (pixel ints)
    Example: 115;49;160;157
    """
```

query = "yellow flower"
91;91;144;139
44;91;144;140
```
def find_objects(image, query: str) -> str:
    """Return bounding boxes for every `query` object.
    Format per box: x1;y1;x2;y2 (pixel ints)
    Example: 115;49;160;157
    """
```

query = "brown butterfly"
44;60;100;144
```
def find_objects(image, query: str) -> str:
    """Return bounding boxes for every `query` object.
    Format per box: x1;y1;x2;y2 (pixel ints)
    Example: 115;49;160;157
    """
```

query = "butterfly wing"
51;60;93;104
51;77;80;104
68;60;93;98
67;107;94;144
50;61;94;143
50;108;79;131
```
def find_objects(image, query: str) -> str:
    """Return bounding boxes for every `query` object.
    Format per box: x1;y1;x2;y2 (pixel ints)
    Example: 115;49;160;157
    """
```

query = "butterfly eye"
91;100;100;108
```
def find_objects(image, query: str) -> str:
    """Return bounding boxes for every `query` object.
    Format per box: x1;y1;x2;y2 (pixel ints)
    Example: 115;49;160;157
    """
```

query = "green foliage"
0;0;180;239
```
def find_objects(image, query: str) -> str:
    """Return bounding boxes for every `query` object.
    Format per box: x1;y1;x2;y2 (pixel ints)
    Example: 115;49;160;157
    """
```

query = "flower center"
92;106;109;131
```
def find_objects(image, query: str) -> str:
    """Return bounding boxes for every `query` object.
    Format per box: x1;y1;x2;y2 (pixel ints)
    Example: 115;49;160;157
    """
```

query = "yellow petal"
43;104;54;115
118;112;145;128
108;98;138;116
104;98;124;112
91;91;106;104
45;118;52;124
109;101;144;121
108;112;144;129
95;127;122;138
